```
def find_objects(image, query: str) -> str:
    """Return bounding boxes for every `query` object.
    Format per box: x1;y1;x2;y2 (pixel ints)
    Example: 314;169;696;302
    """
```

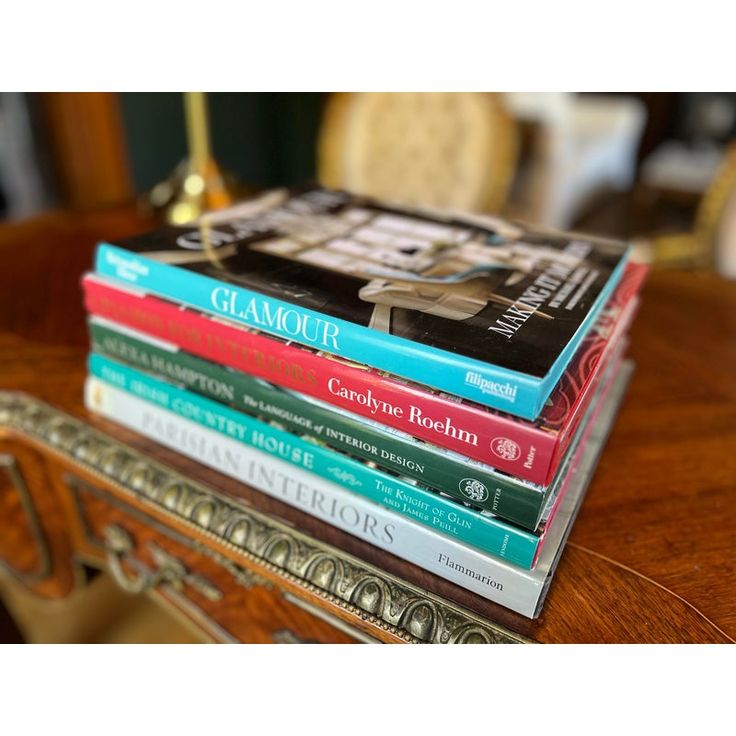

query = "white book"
84;362;632;618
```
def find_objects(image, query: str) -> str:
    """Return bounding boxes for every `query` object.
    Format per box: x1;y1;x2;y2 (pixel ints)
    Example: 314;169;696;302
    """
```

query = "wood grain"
0;436;80;600
71;483;360;644
0;207;735;642
36;93;134;211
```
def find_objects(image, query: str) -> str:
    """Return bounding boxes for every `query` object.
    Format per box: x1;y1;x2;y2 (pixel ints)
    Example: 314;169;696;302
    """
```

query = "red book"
82;263;646;485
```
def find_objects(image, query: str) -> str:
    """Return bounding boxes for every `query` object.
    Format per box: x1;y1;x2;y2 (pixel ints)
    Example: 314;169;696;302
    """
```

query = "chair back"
318;93;518;213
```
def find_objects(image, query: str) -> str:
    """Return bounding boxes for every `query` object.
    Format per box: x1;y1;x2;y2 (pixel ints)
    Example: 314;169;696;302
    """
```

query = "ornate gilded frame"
0;391;528;644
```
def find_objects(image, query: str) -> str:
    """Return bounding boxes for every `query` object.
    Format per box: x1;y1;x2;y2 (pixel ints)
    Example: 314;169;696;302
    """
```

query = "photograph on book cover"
96;189;630;419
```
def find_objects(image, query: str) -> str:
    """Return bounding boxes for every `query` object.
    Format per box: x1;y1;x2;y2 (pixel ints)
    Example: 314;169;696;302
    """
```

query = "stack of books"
82;188;645;618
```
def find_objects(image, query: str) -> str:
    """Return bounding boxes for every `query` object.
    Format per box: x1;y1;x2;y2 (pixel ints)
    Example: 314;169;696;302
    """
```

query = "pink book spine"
83;276;558;482
530;348;625;566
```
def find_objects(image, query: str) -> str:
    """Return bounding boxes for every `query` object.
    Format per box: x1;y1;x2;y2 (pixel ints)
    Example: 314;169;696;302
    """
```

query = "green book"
89;317;581;530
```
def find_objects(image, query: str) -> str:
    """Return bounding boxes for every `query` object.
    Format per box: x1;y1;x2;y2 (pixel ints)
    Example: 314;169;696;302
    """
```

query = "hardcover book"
83;262;645;485
88;314;626;530
83;360;634;617
94;187;631;419
89;352;581;568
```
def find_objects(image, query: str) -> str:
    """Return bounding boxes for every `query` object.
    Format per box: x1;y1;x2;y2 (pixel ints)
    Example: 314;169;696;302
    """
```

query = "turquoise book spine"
94;243;628;419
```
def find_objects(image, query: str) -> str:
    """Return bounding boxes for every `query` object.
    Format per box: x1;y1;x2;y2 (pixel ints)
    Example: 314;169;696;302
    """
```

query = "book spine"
88;353;541;567
84;275;558;484
84;376;544;616
89;319;547;528
95;243;548;418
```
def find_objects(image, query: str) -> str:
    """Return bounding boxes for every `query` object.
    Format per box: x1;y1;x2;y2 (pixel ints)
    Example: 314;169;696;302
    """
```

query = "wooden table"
1;207;735;643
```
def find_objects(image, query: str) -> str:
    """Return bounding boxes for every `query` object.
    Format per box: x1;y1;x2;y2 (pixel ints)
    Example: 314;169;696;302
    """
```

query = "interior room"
1;92;734;646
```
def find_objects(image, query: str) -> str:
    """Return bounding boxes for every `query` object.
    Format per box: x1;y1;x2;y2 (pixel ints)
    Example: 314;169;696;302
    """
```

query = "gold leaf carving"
0;392;527;644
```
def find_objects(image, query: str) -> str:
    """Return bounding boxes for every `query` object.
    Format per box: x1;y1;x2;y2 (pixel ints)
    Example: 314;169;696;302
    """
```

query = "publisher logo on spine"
459;478;489;503
490;437;521;462
464;371;517;402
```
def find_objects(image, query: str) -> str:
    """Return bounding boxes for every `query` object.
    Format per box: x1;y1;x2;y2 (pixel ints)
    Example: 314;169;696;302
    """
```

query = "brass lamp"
148;92;237;225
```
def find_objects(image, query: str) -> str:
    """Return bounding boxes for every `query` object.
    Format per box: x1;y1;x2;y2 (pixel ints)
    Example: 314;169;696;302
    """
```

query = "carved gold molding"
0;392;528;644
68;471;271;592
103;523;223;601
68;474;381;643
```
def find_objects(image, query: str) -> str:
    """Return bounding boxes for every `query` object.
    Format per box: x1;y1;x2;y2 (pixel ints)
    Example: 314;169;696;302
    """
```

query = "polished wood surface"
1;207;735;643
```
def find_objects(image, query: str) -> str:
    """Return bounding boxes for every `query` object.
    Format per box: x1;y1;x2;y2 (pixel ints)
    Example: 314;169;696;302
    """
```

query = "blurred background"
1;92;735;275
1;91;735;643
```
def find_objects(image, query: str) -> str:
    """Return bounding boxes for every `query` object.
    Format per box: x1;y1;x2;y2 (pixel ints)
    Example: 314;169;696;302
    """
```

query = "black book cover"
111;188;629;380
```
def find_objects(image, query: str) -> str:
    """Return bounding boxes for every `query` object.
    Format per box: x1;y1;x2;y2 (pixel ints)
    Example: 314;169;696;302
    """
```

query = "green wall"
120;93;324;192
